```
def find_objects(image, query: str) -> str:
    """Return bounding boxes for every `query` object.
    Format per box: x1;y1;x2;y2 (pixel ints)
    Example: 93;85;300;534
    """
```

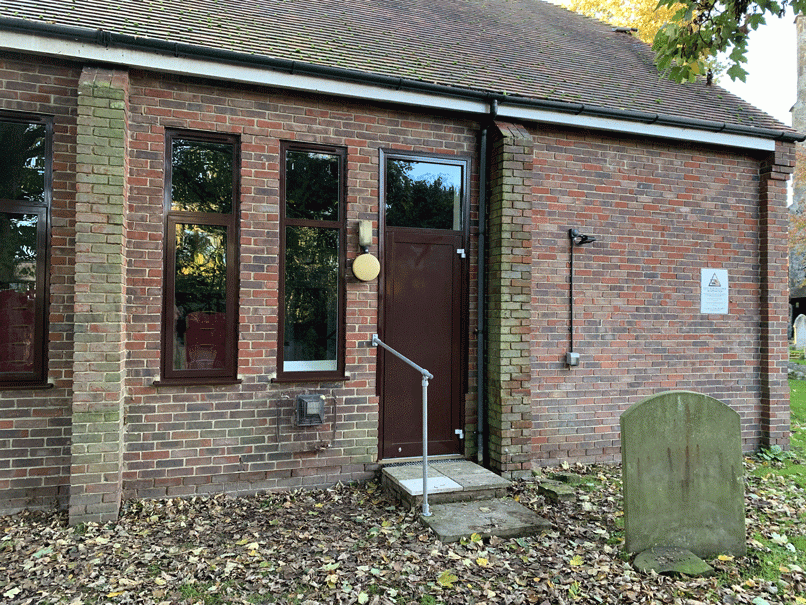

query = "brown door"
379;152;468;459
380;228;464;459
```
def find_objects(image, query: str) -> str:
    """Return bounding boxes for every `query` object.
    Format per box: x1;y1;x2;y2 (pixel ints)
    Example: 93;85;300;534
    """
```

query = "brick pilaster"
486;121;534;479
69;67;129;524
760;141;794;449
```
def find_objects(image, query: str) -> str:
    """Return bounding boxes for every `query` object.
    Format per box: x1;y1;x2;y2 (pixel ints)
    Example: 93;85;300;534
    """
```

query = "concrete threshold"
381;459;511;508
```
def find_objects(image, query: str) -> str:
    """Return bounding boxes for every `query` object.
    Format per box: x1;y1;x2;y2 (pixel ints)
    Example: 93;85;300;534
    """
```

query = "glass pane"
172;223;228;371
0;121;46;203
0;212;38;373
283;226;339;372
285;150;340;221
171;139;233;213
385;159;463;230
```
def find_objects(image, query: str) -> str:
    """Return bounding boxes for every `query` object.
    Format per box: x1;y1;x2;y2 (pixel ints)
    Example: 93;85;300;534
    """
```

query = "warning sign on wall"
700;268;729;314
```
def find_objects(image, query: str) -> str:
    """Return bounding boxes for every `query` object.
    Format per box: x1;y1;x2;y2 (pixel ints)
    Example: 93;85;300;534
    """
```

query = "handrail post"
421;372;430;517
372;334;434;517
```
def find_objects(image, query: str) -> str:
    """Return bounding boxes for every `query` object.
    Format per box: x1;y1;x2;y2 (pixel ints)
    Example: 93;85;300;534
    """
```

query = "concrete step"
382;460;551;543
381;459;511;509
422;497;551;543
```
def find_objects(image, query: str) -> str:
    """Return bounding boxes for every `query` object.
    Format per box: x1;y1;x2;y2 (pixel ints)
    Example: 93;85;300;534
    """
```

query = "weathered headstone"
795;314;806;350
621;391;745;557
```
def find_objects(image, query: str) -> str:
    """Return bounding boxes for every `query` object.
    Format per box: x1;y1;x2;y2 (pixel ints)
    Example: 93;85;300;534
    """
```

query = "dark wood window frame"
156;130;240;386
275;141;347;383
0;113;52;390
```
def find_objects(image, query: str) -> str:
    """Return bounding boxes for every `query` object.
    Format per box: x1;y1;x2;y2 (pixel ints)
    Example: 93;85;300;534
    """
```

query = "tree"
560;0;682;45
652;0;803;83
562;0;803;83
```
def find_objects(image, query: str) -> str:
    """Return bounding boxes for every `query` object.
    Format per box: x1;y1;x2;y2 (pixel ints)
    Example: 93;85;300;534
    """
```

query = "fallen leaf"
437;570;458;588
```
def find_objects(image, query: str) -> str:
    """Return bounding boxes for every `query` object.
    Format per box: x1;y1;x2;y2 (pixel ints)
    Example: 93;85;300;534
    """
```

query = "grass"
736;378;806;599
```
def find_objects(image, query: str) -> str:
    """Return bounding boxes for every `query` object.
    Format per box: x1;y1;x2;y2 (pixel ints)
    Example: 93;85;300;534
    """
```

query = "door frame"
376;148;472;459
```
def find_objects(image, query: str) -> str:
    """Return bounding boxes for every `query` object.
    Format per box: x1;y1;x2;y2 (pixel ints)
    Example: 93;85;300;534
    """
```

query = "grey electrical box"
566;351;580;366
297;394;325;426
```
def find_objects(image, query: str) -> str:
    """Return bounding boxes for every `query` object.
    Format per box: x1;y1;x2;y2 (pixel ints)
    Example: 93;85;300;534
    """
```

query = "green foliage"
755;444;793;463
652;0;806;83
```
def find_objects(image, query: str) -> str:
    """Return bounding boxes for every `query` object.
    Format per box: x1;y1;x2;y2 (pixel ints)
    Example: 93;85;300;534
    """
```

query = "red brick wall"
0;55;79;513
528;125;790;464
122;70;480;500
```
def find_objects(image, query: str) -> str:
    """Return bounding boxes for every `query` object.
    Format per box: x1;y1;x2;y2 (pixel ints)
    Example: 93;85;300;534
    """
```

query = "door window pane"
0;212;38;374
283;226;339;372
385;159;463;230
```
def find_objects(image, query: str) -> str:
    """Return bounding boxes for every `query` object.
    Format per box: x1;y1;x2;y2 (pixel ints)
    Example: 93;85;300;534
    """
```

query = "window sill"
152;378;243;387
271;374;350;384
0;382;54;391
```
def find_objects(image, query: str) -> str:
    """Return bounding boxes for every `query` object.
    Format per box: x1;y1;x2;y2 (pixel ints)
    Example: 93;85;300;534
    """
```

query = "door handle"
456;248;466;258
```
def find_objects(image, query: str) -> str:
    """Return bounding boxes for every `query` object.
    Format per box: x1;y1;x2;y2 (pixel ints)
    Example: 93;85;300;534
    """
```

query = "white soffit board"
2;31;777;151
497;105;776;151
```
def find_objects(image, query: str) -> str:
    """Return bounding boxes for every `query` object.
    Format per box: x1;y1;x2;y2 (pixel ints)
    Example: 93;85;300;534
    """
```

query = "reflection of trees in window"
385;159;462;230
0;213;38;289
0;116;49;383
280;143;345;375
0;122;45;204
162;132;237;380
174;224;227;314
171;140;233;213
284;226;338;363
285;151;339;221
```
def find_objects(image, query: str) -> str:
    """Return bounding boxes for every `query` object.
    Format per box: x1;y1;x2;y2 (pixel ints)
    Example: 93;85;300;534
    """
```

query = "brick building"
0;0;800;524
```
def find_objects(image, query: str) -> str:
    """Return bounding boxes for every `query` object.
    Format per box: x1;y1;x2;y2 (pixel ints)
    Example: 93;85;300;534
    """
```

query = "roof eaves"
2;15;804;144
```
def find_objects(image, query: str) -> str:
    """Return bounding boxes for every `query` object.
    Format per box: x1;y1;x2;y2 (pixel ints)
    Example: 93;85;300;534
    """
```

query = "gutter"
1;16;803;146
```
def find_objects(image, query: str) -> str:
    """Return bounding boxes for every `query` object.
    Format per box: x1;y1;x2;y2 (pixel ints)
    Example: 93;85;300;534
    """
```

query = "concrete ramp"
422;498;551;543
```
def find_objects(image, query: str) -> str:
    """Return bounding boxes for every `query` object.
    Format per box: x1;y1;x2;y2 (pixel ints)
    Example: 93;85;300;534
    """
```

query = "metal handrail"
372;334;434;516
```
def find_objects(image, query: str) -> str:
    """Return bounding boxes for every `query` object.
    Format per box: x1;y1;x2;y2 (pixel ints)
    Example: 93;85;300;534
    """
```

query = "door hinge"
456;248;466;258
455;428;464;440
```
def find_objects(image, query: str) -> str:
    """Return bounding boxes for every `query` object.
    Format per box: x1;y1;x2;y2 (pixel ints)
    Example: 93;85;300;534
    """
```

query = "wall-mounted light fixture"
567;228;597;367
353;220;381;281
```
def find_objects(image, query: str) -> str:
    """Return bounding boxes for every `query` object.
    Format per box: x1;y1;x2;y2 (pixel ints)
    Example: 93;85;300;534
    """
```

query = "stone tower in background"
790;16;806;320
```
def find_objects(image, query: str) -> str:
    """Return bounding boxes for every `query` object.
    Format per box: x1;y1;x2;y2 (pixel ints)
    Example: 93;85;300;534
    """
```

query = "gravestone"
795;314;806;350
621;391;745;557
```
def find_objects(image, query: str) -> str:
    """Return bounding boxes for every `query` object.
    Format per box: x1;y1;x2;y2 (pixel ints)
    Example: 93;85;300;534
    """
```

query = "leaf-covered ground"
1;460;804;605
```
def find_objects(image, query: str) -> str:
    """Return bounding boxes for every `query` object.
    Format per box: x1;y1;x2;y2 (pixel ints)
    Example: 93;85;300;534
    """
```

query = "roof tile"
0;0;794;133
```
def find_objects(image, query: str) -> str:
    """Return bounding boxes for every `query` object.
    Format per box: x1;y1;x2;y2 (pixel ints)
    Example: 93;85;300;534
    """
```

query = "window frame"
0;113;52;389
276;141;347;382
158;130;240;385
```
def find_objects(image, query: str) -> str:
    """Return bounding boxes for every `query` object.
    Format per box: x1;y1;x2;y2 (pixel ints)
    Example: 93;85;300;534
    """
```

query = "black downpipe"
476;126;487;465
477;99;497;468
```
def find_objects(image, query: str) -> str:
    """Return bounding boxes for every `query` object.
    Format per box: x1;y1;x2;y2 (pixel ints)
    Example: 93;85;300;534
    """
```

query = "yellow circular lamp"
352;253;380;281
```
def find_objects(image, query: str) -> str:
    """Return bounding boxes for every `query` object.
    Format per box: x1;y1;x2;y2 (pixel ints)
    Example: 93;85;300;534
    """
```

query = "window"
278;142;346;379
160;132;239;383
0;114;51;387
384;155;466;230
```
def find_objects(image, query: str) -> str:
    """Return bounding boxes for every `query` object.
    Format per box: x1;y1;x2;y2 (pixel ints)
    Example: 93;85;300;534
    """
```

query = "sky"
719;10;797;127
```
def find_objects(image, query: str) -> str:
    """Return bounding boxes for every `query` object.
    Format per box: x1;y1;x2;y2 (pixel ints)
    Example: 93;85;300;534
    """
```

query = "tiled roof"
0;0;795;134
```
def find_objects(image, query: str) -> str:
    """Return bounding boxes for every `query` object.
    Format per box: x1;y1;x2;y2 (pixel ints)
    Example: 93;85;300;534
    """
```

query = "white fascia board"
2;30;778;151
497;104;776;152
1;31;487;114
